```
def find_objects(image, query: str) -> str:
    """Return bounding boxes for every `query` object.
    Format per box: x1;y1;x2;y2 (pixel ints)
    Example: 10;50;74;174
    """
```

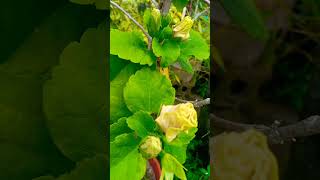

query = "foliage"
0;3;105;179
110;0;147;31
43;25;108;162
184;138;210;180
110;1;210;179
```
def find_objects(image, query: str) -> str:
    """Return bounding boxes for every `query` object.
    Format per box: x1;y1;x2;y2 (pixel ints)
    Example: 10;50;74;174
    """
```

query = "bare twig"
193;7;209;21
110;0;153;49
211;114;320;144
160;0;172;15
175;97;210;107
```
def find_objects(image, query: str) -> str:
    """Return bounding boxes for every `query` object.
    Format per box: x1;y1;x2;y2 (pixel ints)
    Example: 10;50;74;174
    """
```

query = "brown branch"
110;0;153;50
211;114;320;144
160;0;172;15
175;97;210;107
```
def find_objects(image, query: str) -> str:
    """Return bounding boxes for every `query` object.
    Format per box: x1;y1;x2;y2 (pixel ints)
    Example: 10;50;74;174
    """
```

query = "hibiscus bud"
145;8;161;37
139;136;162;159
156;102;197;142
151;8;161;27
173;16;193;40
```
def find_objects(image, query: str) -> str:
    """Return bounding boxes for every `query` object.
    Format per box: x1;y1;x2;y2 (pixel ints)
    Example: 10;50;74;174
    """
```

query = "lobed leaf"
123;68;175;114
126;111;156;138
110;55;128;81
33;155;108;180
110;117;132;142
110;133;146;180
43;25;108;162
179;30;209;61
152;38;180;67
110;29;155;66
161;153;187;180
110;63;140;123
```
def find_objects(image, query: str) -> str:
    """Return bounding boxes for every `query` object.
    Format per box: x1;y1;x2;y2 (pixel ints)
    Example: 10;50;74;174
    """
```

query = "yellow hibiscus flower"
212;129;279;180
156;102;197;142
173;16;194;41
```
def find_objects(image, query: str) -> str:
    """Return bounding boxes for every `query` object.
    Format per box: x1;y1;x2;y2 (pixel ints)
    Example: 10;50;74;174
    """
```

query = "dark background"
211;0;320;179
0;1;106;179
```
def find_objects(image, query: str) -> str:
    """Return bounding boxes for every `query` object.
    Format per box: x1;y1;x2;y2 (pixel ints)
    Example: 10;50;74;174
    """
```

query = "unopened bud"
139;136;162;159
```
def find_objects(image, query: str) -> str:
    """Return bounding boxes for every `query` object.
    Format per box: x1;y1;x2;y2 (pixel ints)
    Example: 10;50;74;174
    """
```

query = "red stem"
148;158;161;180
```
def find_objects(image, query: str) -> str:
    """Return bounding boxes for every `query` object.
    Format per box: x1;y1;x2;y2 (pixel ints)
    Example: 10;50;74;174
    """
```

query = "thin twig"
211;114;320;144
193;7;209;21
110;0;153;50
175;97;210;107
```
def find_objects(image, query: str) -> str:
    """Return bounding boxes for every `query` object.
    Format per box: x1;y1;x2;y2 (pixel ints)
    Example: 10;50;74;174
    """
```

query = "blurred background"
0;0;106;179
211;0;320;179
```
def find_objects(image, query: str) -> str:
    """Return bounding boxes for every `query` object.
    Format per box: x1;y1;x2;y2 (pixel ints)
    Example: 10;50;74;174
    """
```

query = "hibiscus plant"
110;0;209;179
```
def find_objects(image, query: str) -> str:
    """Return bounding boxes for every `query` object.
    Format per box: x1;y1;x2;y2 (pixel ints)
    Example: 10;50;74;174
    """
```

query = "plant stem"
110;0;153;50
211;114;320;144
193;7;209;21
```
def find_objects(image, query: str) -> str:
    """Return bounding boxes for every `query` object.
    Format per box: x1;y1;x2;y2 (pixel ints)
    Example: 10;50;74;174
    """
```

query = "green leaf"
172;0;189;11
219;0;269;41
34;155;108;180
159;26;173;41
179;30;209;61
127;111;156;138
124;68;175;114
111;133;141;166
110;64;140;123
164;143;187;164
161;153;187;180
110;29;155;66
169;128;197;146
110;133;146;180
70;0;108;10
110;117;132;142
59;155;108;180
162;128;197;165
111;149;146;180
161;15;172;28
110;55;128;81
143;9;161;37
152;38;180;67
0;4;101;179
43;26;107;162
